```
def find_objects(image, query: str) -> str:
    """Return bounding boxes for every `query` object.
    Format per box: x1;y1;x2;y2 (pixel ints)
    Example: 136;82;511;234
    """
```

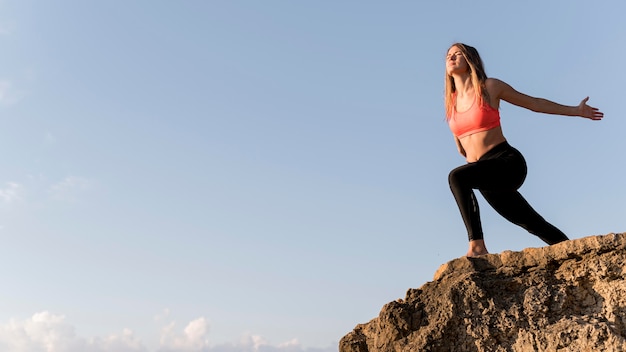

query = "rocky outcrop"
340;232;626;352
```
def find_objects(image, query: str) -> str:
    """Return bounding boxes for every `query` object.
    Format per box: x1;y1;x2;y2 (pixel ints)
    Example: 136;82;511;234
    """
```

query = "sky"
0;1;624;351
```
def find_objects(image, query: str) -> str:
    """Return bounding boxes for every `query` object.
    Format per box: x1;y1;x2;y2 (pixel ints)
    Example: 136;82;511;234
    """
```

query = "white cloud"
0;311;147;352
0;312;336;352
206;334;336;352
158;318;210;352
153;309;171;323
48;176;94;202
0;175;95;207
0;182;22;203
87;329;147;352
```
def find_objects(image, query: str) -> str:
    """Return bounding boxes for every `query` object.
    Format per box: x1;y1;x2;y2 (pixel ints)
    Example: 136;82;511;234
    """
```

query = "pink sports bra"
448;97;501;138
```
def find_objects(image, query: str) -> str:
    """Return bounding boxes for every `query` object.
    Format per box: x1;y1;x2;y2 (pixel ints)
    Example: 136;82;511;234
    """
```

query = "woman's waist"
459;128;507;162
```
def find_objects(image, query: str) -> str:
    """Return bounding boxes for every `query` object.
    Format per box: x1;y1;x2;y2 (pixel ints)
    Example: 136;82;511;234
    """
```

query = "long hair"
444;43;489;119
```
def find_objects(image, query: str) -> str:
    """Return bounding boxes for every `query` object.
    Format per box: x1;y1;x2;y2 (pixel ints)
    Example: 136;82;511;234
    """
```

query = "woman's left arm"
487;78;604;120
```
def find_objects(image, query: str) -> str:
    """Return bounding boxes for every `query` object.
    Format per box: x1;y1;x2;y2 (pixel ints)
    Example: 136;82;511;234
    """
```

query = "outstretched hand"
578;97;603;120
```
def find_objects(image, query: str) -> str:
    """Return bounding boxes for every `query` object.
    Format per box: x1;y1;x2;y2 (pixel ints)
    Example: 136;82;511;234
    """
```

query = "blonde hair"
444;43;489;119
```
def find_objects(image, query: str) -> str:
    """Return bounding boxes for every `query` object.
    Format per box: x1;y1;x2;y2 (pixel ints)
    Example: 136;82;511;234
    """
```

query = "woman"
445;43;603;257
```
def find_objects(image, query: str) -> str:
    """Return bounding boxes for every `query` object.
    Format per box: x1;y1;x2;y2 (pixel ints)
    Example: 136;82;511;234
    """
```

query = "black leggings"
448;141;568;245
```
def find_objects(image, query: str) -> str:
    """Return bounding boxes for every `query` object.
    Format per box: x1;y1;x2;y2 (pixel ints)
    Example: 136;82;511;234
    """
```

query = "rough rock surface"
339;232;626;352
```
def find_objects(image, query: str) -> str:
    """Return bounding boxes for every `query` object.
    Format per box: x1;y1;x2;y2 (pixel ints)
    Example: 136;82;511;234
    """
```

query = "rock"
339;232;626;352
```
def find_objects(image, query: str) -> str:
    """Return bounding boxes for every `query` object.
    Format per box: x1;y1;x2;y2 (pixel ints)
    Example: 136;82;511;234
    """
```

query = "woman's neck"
453;74;474;98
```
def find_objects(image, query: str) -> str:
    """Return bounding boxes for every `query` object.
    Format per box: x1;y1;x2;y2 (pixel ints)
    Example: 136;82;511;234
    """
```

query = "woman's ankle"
467;239;489;257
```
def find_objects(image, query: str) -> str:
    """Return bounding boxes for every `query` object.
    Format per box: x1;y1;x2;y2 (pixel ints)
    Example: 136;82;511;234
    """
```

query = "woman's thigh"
449;156;525;191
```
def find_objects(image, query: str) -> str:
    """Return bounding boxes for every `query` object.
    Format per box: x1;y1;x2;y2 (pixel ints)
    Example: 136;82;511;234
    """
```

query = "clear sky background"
0;1;623;351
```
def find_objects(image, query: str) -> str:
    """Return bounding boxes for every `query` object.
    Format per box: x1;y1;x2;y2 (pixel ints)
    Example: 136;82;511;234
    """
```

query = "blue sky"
0;1;623;351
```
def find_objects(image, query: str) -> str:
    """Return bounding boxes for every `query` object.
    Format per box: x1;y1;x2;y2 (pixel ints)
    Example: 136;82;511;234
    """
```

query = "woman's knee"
448;167;466;189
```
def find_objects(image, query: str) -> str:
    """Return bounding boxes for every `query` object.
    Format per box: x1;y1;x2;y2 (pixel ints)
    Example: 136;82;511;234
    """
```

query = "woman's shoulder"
484;78;510;99
485;77;506;87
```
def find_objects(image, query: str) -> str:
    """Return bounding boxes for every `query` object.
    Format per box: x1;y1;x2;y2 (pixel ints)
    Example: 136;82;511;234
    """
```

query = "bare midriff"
459;125;507;162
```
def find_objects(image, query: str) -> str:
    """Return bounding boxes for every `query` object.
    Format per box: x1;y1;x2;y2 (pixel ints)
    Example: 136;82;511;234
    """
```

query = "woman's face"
446;46;469;75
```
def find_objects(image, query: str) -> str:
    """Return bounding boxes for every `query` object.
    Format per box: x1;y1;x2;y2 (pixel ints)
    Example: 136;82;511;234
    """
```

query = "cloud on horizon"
0;311;337;352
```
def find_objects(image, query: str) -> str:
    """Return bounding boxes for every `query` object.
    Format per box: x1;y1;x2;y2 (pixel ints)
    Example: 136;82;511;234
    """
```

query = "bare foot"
466;239;489;257
466;249;489;257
